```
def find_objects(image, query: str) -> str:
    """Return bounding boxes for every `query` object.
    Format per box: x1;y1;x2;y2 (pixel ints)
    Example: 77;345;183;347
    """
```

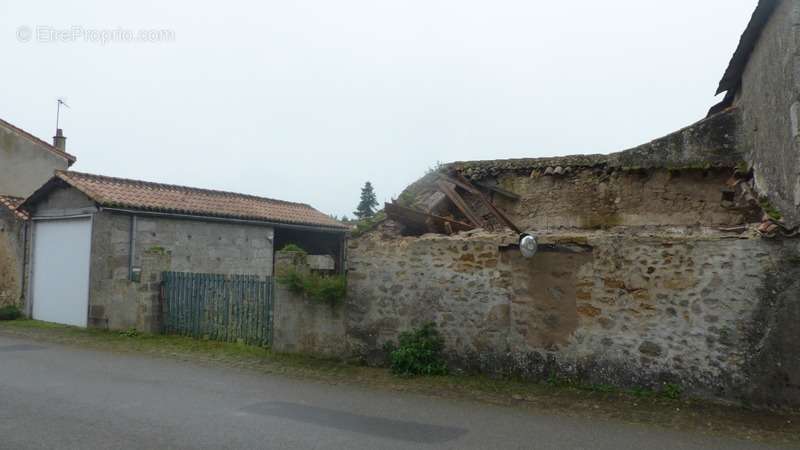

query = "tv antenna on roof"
56;98;70;130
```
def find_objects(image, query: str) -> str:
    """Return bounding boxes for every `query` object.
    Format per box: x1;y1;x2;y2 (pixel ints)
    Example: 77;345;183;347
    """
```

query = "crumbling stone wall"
335;2;800;410
398;110;758;232
491;168;752;230
346;229;800;407
735;0;800;228
0;209;25;307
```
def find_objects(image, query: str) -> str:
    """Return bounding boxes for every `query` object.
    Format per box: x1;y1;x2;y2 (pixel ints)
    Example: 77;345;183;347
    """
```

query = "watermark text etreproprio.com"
16;26;175;44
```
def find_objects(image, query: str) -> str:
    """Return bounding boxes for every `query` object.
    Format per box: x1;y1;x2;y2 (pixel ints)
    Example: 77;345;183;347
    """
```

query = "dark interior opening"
721;190;736;202
273;227;345;273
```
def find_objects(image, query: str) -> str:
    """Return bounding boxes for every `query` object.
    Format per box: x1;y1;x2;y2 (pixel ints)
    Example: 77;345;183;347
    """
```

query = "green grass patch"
1;319;66;329
1;320;352;375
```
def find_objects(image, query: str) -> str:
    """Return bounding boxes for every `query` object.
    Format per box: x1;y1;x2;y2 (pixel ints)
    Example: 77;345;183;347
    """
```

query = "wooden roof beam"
436;180;486;228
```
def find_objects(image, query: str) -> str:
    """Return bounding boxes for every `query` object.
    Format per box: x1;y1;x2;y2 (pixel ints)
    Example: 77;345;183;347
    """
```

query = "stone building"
313;0;800;409
0;119;75;199
0;119;76;307
710;0;800;229
0;197;29;307
18;170;348;331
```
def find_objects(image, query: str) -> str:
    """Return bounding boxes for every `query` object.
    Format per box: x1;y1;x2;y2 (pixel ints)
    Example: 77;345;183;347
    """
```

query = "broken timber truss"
385;169;523;236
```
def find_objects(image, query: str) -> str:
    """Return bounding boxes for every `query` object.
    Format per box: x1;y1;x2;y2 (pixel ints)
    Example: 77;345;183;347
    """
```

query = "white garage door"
32;217;92;327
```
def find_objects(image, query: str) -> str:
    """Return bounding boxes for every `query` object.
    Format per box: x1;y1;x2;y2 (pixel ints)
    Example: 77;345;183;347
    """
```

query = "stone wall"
346;229;800;408
271;251;347;357
399;110;758;232
735;0;800;228
25;183;96;217
0;209;25;307
490;168;752;230
89;211;275;331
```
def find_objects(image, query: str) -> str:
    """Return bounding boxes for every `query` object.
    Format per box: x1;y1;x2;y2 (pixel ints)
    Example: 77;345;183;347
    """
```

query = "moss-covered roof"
446;108;742;180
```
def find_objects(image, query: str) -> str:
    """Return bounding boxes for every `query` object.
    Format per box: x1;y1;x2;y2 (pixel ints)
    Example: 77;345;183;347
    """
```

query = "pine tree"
354;181;378;219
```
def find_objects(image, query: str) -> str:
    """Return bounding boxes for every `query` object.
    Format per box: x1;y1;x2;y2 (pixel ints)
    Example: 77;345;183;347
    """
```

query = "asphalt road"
0;335;782;450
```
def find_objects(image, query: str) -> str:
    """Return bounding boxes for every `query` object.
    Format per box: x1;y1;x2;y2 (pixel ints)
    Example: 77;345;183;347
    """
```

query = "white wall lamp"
519;233;538;258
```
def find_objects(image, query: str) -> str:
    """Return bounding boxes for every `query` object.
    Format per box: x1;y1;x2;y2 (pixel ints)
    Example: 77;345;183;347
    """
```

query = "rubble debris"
718;225;748;233
436;180;486;228
421;191;448;213
381;169;524;237
448;172;523;234
756;217;799;238
384;202;473;235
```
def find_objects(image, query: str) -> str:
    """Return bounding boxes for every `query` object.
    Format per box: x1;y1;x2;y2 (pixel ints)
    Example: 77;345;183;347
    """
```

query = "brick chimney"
53;128;66;151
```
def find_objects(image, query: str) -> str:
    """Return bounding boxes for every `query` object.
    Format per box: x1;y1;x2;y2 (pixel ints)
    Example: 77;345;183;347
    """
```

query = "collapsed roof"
382;108;746;236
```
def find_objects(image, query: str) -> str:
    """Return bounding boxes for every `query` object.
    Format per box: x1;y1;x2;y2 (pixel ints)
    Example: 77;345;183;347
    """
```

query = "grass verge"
1;319;798;446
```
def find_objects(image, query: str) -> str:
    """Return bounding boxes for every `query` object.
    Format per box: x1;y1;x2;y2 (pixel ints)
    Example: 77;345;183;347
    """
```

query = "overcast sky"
1;1;756;218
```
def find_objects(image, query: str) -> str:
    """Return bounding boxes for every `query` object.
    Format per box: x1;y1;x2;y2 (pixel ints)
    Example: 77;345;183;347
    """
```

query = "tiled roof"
51;171;348;231
0;118;77;165
0;195;29;220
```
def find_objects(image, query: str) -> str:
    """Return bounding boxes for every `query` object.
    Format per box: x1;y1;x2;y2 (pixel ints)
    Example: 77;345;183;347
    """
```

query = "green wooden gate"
161;272;273;346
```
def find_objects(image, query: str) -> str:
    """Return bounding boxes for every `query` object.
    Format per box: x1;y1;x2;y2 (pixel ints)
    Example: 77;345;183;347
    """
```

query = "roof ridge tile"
52;170;346;230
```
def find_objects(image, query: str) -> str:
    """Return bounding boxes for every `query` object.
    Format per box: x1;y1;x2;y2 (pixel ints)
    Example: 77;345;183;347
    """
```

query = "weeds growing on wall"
386;322;448;377
279;244;308;256
145;246;168;255
351;211;386;238
0;305;22;321
759;197;783;221
396;190;417;207
277;268;346;306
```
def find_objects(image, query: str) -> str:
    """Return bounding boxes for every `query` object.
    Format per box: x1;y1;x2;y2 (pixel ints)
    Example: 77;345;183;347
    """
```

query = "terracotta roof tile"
0;195;29;220
0;118;77;165
54;171;347;231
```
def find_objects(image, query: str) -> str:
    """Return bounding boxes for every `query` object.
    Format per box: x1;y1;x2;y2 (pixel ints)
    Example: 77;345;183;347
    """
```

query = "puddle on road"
0;344;47;352
242;401;467;443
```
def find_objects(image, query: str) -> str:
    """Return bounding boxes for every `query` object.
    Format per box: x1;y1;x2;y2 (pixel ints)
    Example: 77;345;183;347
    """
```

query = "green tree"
354;181;378;219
